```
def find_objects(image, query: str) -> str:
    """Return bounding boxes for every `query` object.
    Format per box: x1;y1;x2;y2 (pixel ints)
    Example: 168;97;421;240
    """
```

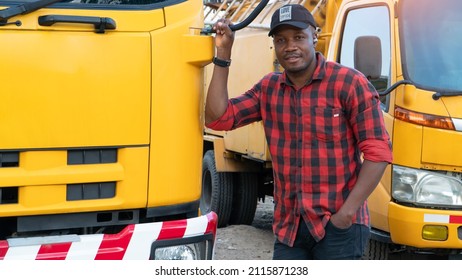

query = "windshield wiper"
379;80;462;101
432;91;462;100
379;80;414;97
0;0;62;26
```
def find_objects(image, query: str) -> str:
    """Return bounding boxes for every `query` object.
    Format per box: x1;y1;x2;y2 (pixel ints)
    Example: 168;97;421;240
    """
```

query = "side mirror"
354;36;382;80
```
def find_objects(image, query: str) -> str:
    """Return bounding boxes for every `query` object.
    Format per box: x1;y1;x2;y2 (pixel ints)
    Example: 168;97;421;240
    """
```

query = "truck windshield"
400;0;462;92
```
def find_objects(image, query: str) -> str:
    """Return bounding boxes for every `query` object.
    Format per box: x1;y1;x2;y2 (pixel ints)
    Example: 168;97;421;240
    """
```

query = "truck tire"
363;239;389;260
229;172;258;225
201;150;233;228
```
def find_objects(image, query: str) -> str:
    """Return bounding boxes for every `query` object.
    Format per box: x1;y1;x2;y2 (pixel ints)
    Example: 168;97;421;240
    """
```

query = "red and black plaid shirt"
207;53;392;246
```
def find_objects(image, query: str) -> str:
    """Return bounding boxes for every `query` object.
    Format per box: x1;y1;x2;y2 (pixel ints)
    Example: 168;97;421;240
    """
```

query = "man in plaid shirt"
205;4;392;259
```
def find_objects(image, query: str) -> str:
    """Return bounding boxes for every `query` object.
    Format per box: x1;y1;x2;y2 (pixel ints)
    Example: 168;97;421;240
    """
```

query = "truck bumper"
389;202;462;249
0;212;217;260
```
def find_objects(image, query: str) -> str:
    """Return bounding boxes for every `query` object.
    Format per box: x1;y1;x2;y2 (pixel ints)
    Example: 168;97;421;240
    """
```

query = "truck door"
0;1;156;149
0;0;159;219
326;2;394;233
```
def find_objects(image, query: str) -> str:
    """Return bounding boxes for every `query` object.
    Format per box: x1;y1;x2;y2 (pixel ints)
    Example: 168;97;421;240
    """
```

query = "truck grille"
67;182;116;201
67;148;117;165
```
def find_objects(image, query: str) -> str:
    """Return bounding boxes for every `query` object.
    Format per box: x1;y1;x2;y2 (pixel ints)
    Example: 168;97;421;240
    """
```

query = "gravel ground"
213;196;275;260
212;197;458;260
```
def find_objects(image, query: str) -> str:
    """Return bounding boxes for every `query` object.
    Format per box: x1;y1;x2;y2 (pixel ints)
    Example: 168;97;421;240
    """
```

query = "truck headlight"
392;165;462;207
154;244;202;260
150;235;214;260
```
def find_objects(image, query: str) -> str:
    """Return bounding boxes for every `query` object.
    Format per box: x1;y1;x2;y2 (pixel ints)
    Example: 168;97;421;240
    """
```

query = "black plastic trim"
146;200;199;219
370;227;392;244
17;209;140;232
38;14;116;33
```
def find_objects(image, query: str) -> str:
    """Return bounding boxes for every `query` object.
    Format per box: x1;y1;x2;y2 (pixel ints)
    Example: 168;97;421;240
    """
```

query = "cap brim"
268;21;310;36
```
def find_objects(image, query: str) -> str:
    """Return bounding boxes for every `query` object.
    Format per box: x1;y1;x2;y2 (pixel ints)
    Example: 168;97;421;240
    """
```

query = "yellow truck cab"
202;0;462;259
0;0;217;259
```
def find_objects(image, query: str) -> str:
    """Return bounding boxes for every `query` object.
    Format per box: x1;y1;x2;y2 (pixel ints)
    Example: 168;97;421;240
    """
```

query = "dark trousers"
273;219;370;260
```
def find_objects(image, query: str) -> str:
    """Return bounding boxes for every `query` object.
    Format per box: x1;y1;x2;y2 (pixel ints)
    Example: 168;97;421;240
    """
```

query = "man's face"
272;26;316;75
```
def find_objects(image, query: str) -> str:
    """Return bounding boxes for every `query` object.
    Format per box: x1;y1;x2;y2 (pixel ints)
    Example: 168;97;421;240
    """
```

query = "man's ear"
313;27;320;46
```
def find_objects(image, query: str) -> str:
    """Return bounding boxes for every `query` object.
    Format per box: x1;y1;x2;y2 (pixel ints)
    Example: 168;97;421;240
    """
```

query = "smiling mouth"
284;52;301;58
285;56;300;63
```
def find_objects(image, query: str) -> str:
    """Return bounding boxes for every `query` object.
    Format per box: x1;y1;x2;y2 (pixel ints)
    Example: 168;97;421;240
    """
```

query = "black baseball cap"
268;4;317;36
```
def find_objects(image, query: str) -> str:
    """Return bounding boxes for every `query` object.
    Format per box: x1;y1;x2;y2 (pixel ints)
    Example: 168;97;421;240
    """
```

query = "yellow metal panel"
247;121;270;161
148;0;211;207
422;127;462;169
441;96;462;118
0;7;165;32
368;166;392;232
395;85;450;116
0;147;149;217
392;119;423;168
389;202;462;248
227;29;274;97
0;153;123;188
313;0;344;56
383;108;394;142
224;128;249;155
207;135;259;172
182;35;214;67
0;30;151;149
220;29;274;161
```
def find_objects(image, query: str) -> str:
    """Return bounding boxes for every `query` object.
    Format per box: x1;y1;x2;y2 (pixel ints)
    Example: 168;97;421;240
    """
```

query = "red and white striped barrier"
0;212;217;260
424;214;462;224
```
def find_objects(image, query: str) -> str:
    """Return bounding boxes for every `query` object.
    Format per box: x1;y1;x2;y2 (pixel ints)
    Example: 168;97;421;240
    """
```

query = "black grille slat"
67;182;116;201
83;183;100;199
0;152;19;167
68;149;117;165
0;187;18;204
100;182;116;198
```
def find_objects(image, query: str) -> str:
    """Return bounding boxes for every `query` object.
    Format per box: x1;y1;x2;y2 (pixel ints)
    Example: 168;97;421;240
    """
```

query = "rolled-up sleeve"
359;139;393;163
205;100;236;131
349;75;393;163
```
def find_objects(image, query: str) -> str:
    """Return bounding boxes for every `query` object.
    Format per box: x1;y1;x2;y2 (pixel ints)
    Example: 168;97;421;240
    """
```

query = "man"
205;4;392;259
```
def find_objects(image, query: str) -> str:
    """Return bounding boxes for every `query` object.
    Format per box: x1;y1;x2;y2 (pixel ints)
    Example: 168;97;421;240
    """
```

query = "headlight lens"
152;239;210;260
392;165;462;206
154;244;199;260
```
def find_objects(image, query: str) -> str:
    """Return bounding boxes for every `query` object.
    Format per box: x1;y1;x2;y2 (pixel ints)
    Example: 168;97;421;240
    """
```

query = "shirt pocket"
311;107;347;142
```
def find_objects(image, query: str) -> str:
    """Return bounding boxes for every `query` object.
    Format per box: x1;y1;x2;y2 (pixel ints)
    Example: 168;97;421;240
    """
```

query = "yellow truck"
0;0;218;260
202;0;462;259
